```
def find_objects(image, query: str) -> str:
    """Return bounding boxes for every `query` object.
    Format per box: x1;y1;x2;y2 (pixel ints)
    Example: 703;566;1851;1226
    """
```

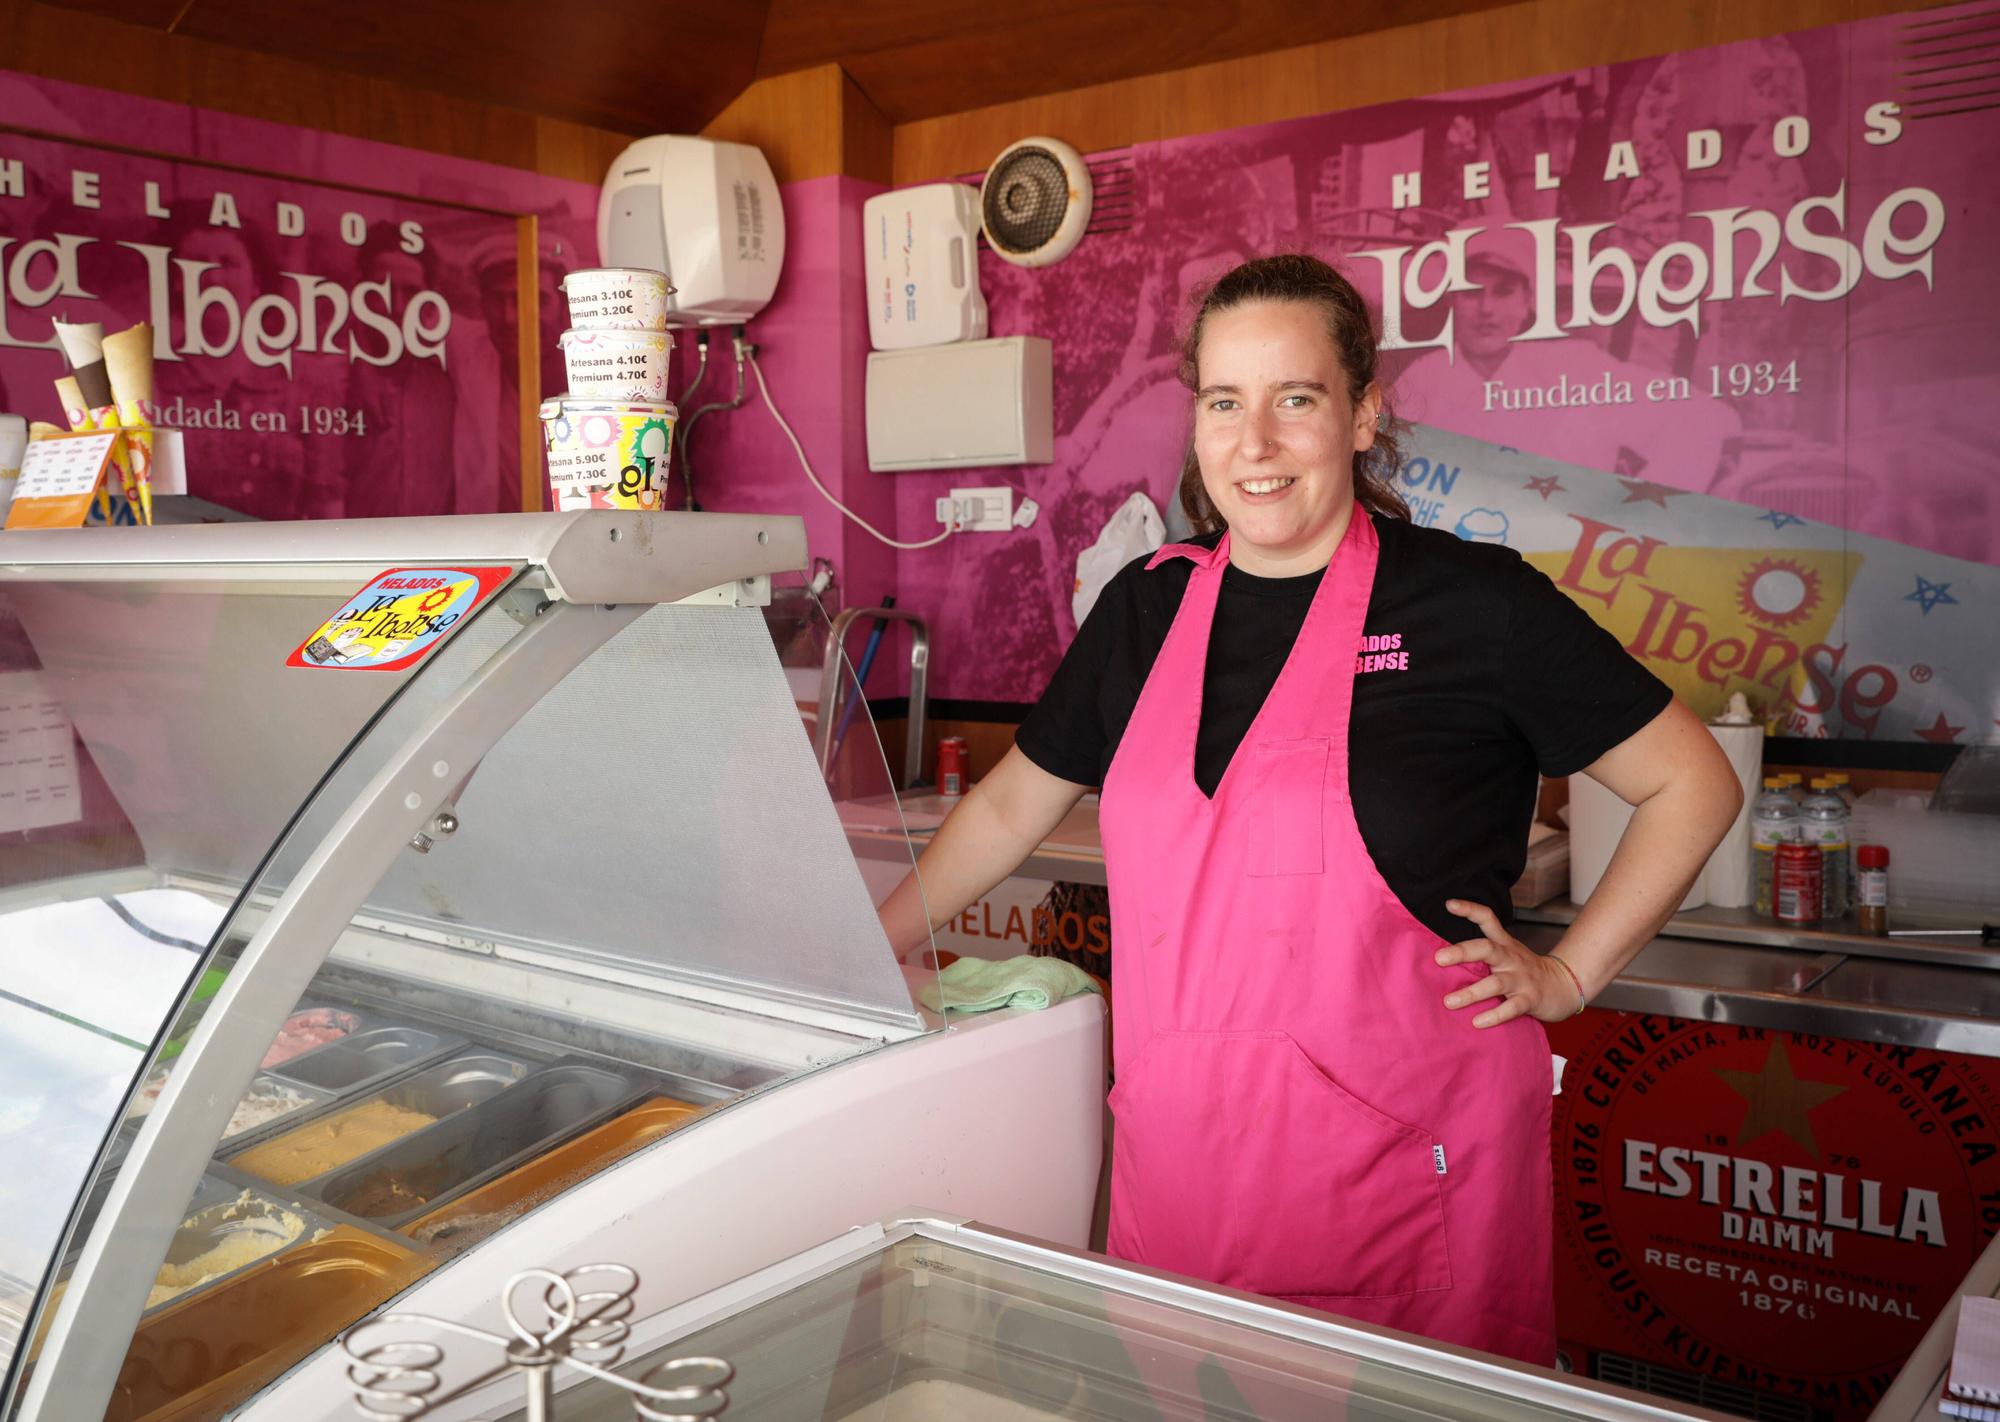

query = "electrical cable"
746;348;954;550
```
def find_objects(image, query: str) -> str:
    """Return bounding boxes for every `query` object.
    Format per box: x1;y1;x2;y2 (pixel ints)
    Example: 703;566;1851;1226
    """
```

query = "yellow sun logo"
1735;557;1823;629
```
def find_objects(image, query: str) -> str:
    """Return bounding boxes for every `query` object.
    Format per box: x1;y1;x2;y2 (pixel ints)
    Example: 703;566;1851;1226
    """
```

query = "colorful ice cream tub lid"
559;267;674;293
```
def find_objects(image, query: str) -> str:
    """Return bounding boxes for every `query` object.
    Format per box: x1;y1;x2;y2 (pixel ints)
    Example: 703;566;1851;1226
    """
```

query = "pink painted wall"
0;68;597;517
671;176;899;615
863;7;2000;718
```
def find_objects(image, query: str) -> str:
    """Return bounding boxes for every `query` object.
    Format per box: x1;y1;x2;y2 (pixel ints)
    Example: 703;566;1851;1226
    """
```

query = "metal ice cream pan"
112;1073;336;1163
266;1026;463;1094
368;1051;536;1118
302;1063;647;1229
222;1052;534;1184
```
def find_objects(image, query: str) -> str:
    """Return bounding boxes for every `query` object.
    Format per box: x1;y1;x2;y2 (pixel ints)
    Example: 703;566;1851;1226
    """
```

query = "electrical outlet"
950;487;1014;532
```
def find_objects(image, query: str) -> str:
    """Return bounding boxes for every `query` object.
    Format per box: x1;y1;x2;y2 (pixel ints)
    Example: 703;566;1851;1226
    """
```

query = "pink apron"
1100;512;1556;1365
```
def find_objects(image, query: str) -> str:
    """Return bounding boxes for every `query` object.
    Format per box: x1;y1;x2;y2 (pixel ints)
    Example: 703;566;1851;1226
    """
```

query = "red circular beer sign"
1550;1012;2000;1417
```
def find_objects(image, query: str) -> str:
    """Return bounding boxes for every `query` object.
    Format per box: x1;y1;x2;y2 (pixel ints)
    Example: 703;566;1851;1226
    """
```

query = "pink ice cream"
260;1009;359;1068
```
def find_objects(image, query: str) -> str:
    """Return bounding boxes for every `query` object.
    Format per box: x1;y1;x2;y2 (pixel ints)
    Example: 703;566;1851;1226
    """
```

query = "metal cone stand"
342;1263;731;1420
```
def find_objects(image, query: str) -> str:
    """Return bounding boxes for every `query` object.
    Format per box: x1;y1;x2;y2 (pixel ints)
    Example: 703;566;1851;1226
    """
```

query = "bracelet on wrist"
1550;954;1588;1018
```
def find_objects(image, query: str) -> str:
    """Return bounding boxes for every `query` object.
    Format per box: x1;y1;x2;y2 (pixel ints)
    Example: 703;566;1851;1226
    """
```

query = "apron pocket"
1109;1031;1452;1299
1243;737;1328;877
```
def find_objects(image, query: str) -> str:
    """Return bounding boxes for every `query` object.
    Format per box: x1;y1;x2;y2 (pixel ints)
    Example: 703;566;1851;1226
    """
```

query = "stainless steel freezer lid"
0;509;806;608
0;510;806;884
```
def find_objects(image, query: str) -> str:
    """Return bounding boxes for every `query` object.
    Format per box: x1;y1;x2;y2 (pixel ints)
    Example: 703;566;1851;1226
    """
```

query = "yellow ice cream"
231;1100;437;1187
147;1230;287;1308
145;1194;309;1309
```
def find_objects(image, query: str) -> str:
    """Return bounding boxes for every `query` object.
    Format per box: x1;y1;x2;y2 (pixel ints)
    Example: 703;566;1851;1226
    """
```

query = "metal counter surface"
1516;901;2000;1057
841;793;2000;1058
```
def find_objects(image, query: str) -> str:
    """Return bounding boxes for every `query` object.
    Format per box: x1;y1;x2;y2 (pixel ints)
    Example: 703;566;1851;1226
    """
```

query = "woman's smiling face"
1192;299;1380;577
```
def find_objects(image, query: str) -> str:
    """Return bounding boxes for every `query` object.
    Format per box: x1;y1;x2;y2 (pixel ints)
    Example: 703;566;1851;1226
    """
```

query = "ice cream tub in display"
259;1007;360;1069
128;1072;332;1144
306;1063;647;1229
557;328;673;402
407;1094;705;1251
265;1025;462;1095
560;267;673;330
114;1226;423;1422
228;1052;531;1188
144;1191;328;1312
540;396;677;511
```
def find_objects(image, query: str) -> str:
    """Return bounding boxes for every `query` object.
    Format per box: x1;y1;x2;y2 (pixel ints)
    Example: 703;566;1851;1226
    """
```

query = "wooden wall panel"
841;70;894;188
700;62;893;186
893;0;1944;183
701;64;845;186
2;0;636;182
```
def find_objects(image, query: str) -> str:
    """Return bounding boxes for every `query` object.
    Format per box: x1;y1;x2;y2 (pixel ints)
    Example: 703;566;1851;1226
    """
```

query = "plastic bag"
1072;491;1165;626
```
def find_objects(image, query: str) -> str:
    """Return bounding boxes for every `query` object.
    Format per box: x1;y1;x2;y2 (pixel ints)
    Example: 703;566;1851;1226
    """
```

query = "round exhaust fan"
980;136;1094;268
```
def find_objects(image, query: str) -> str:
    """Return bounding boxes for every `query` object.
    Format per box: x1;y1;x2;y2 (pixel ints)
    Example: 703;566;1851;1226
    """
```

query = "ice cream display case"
468;1213;1730;1422
0;511;1105;1422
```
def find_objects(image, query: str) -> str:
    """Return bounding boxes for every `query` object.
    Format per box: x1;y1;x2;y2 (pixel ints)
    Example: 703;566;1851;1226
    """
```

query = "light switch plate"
950;487;1014;532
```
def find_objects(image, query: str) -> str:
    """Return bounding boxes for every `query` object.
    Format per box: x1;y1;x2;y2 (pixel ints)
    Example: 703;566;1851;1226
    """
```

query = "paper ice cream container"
540;396;678;511
558;328;673;402
560;267;674;331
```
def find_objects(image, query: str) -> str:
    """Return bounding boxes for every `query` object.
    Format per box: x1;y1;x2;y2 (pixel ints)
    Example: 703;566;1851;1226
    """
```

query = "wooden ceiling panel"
31;0;189;27
37;0;771;134
759;0;1526;123
32;0;1532;145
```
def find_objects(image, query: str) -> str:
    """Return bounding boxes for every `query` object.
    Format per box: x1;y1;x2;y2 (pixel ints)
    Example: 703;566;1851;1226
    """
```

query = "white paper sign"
0;671;82;834
0;414;24;523
14;432;116;502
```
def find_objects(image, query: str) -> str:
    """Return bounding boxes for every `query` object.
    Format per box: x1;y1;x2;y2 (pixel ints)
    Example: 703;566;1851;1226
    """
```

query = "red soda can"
1774;841;1823;927
937;736;969;797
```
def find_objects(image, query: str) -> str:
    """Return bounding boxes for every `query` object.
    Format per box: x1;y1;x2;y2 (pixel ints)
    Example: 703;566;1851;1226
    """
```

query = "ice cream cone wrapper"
104;324;157;523
54;376;92;431
117;415;154;524
54;320;114;409
103;324;156;424
85;403;138;507
53;319;104;370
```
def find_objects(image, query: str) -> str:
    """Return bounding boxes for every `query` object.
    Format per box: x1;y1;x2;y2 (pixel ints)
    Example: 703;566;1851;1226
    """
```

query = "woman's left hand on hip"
1435;899;1574;1027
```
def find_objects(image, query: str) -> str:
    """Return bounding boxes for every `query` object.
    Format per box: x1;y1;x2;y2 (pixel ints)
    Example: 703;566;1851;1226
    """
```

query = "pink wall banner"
895;3;2000;738
0;71;599;520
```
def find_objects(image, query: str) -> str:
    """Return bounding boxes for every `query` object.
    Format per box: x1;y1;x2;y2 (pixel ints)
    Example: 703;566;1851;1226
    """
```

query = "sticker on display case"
286;566;513;672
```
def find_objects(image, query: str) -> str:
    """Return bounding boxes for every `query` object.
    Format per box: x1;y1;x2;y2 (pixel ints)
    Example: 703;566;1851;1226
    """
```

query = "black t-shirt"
1016;513;1672;941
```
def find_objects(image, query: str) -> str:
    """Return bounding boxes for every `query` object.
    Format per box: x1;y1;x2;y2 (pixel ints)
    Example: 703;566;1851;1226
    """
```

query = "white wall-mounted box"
866;336;1053;472
863;183;988;350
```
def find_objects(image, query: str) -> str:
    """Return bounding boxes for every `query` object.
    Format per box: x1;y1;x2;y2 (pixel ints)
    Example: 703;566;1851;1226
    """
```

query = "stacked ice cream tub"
543;268;679;511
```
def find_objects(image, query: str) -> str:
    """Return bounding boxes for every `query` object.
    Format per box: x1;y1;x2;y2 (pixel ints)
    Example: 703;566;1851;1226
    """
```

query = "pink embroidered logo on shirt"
1356;632;1410;674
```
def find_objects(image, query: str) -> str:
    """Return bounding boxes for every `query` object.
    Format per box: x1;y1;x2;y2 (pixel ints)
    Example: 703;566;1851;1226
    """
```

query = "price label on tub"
286;566;513;672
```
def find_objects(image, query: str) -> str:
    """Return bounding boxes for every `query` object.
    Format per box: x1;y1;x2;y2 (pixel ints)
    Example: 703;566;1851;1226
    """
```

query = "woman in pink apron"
881;255;1742;1366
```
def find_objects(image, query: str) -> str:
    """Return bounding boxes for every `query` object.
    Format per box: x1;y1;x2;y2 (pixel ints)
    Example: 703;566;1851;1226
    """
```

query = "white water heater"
598;136;786;325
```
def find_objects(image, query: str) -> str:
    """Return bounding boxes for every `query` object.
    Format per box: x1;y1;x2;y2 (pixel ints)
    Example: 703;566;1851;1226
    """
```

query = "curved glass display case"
0;511;1107;1422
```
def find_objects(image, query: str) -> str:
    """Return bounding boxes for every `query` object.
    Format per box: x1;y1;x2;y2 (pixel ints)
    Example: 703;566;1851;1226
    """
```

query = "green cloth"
917;954;1102;1016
